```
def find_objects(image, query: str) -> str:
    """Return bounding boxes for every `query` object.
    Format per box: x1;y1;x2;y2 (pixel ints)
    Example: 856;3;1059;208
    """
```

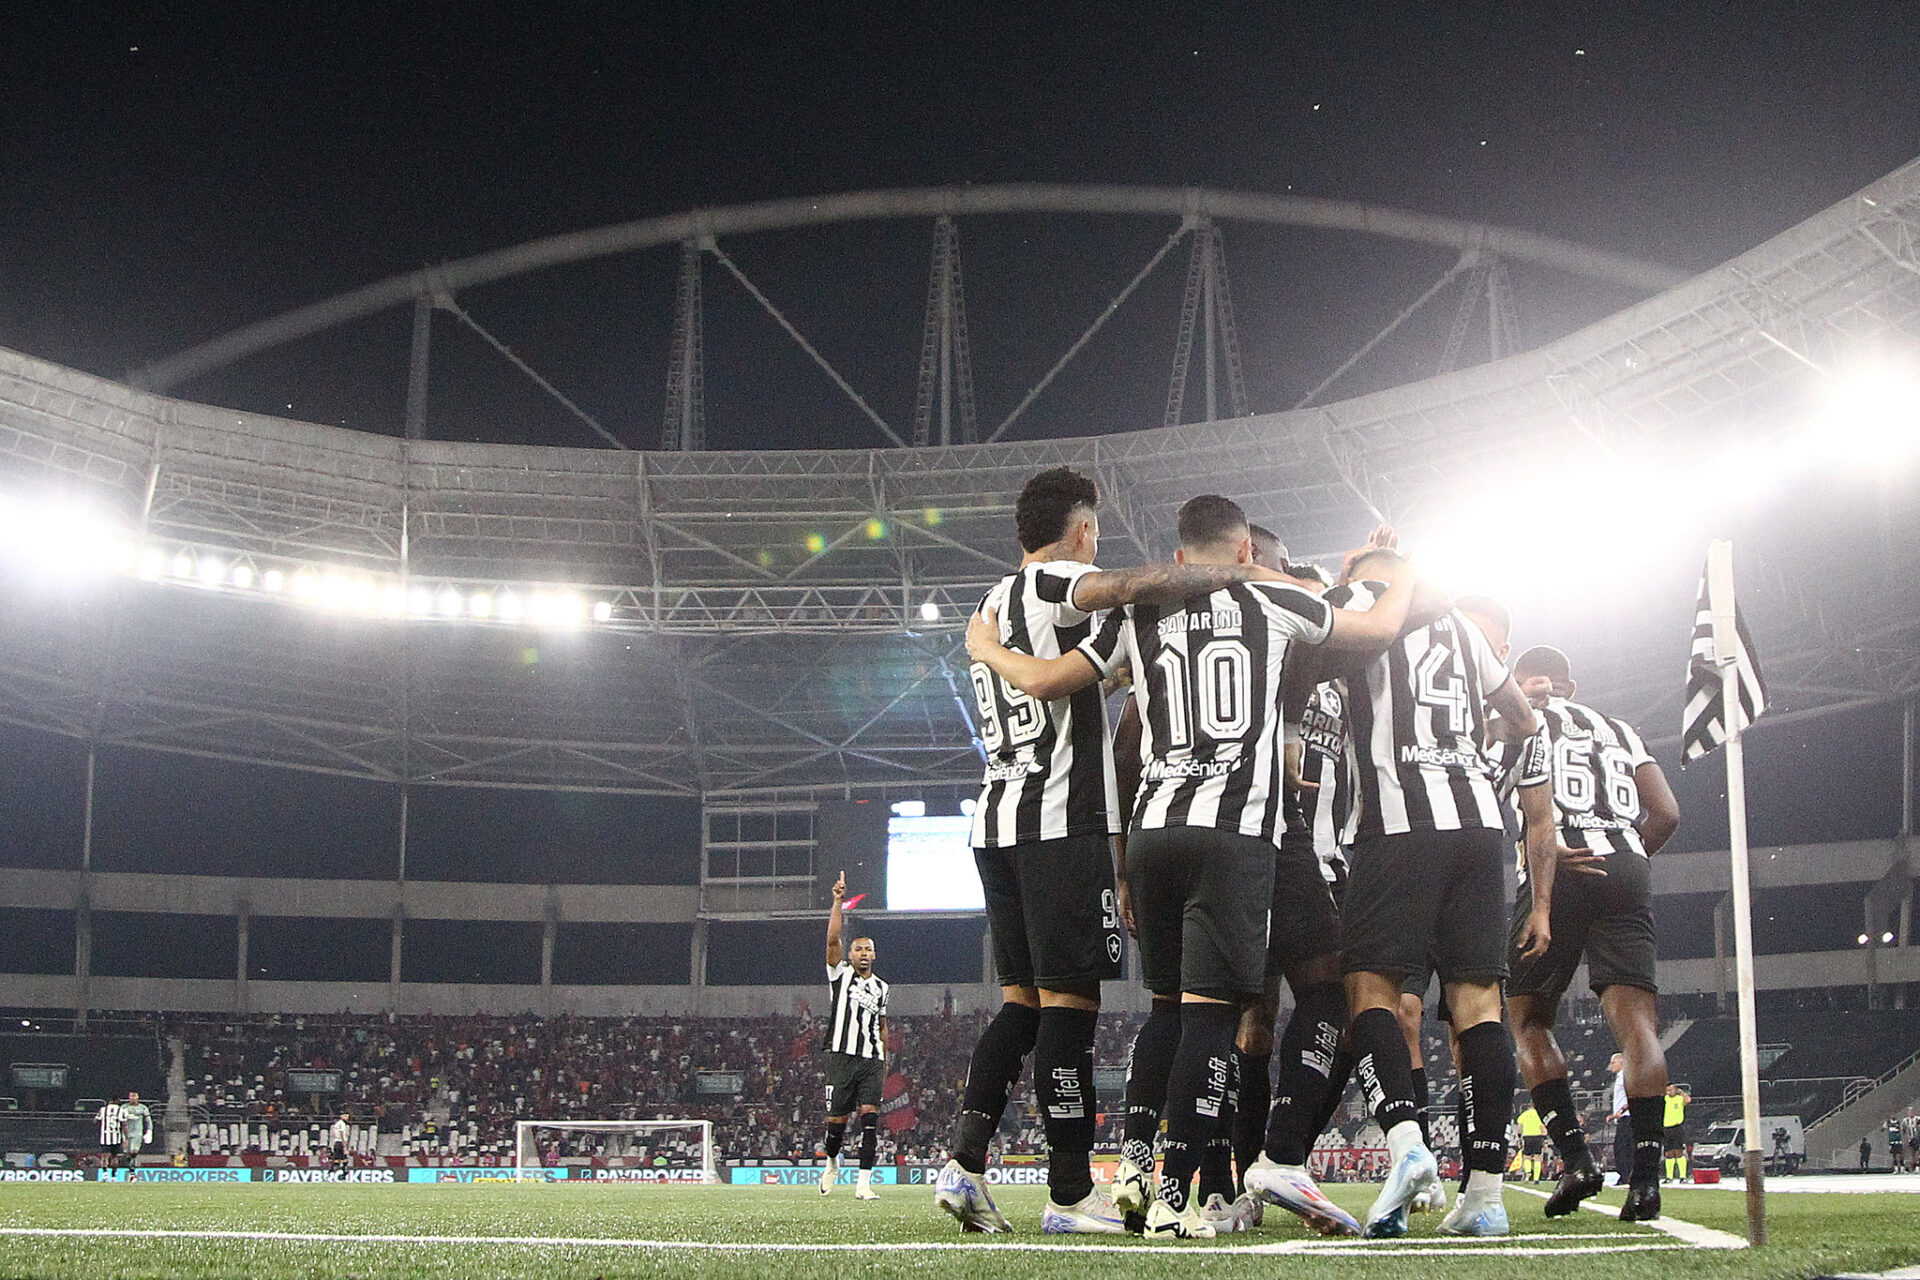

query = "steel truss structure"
2;161;1919;796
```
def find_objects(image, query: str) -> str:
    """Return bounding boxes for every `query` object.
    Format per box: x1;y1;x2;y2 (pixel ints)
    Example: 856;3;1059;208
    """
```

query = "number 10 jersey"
1078;580;1333;840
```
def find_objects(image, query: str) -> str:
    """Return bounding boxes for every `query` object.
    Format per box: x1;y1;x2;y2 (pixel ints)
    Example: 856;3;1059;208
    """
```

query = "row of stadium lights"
0;495;952;626
0;497;614;627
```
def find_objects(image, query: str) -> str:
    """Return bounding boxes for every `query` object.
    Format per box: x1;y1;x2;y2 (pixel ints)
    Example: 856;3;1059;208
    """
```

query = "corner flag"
1681;547;1768;759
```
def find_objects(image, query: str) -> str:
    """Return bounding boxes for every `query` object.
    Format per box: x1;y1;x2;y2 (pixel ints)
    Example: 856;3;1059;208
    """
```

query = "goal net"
513;1119;719;1184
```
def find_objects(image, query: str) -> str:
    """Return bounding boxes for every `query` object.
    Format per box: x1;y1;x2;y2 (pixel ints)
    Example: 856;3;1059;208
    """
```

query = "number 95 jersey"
969;561;1123;849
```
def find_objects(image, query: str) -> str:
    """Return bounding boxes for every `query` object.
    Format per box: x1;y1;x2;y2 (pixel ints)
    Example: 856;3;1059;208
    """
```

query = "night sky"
2;4;1918;880
7;3;1920;450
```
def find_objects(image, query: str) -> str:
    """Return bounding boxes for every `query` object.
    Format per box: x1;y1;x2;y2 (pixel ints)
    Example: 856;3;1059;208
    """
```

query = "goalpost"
513;1120;719;1184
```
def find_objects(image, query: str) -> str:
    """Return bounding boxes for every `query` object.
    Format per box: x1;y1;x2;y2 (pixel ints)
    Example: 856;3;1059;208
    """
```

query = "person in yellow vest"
1516;1104;1548;1182
1662;1085;1692;1183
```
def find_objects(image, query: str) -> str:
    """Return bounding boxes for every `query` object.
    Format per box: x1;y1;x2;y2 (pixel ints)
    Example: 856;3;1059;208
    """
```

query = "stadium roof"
2;157;1917;796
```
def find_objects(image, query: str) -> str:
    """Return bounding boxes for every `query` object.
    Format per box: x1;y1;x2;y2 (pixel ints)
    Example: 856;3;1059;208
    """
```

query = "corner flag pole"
1708;539;1766;1245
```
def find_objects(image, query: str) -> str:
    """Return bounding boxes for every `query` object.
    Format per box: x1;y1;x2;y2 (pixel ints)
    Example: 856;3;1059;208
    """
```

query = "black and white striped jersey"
969;560;1121;849
823;961;889;1059
1078;581;1332;840
1512;696;1656;878
1331;581;1511;839
1285;680;1354;884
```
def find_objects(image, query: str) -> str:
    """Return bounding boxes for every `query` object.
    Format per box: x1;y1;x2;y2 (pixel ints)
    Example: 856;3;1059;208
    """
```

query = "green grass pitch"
0;1182;1916;1279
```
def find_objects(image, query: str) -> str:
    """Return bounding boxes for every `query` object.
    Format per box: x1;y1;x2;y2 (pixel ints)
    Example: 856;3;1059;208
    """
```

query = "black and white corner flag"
1682;541;1768;761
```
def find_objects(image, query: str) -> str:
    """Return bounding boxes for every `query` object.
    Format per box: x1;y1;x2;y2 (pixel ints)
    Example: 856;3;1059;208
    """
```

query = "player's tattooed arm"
1634;761;1681;853
1321;555;1417;650
1069;561;1285;613
966;605;1101;700
1484;675;1540;742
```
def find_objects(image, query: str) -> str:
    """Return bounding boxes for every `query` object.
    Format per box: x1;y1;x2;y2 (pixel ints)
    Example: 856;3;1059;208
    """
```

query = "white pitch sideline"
0;1225;1687;1258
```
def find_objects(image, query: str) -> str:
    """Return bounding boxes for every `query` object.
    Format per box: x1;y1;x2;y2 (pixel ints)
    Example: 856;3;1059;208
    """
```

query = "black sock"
1034;1005;1100;1205
1456;1020;1516;1176
1121;999;1182;1170
1157;1001;1240;1213
1198;1050;1239;1205
1350;1007;1418;1133
1532;1077;1589;1164
858;1112;878;1170
1410;1066;1432;1148
1310;1043;1355;1144
1264;982;1345;1164
953;1001;1040;1173
1233;1051;1271;1186
825;1117;846;1159
1628;1095;1665;1187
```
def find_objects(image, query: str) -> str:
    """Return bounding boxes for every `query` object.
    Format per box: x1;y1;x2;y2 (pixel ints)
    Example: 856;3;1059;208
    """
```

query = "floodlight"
1823;362;1920;464
556;593;587;625
435;588;463;617
891;800;926;817
919;600;940;622
261;568;285;592
1859;933;1872;945
408;587;433;617
469;592;494;618
138;549;165;581
959;798;977;817
527;592;554;623
496;592;523;621
196;557;224;587
230;564;253;589
378;585;406;616
290;572;317;599
170;553;193;579
591;600;612;622
1883;931;1896;944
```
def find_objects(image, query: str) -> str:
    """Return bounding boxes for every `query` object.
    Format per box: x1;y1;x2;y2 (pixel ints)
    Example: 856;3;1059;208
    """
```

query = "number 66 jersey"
1511;697;1657;868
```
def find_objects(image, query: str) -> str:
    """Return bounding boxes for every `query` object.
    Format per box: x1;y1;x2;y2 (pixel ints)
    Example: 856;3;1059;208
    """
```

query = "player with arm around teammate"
822;871;889;1201
1326;544;1543;1238
936;467;1301;1236
1503;644;1680;1222
971;496;1421;1238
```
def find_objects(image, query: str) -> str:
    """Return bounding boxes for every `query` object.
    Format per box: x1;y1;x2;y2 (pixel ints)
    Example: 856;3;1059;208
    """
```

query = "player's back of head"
1176;494;1249;553
1015;467;1100;552
1248;523;1286;569
1455;594;1513;653
1514;644;1573;686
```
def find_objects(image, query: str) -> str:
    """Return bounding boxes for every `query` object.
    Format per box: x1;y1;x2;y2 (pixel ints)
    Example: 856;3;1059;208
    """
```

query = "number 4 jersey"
1331;582;1511;839
969;561;1122;849
1077;580;1333;839
1511;696;1656;875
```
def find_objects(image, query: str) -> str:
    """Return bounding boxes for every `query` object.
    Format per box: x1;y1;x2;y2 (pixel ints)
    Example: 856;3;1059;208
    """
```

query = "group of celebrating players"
821;465;1684;1240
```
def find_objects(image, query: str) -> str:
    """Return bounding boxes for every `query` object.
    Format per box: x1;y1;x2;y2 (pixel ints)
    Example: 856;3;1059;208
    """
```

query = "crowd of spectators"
163;1005;1619;1171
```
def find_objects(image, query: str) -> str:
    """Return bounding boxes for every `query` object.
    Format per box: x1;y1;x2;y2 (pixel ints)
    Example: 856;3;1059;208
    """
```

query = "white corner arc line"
1511;1185;1749;1250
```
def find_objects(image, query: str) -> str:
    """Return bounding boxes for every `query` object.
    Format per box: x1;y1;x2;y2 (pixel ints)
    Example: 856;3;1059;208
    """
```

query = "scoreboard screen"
884;813;984;911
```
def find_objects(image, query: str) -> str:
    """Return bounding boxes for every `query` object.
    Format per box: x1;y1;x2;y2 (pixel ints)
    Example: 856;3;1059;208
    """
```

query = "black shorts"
1506;849;1657;1001
826;1051;885;1115
1522;1135;1545;1156
975;833;1124;990
1128;825;1274;1002
1343;827;1509;986
1263;834;1344;978
1665;1122;1687;1150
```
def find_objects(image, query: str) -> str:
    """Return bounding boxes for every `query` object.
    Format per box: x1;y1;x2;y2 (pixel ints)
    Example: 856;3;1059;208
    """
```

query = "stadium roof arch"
2;158;1918;796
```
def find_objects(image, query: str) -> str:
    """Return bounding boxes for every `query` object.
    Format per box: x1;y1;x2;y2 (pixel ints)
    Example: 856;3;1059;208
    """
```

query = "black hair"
1248;523;1287;568
1345;546;1406;581
1513;644;1573;685
1014;467;1100;553
1454;594;1512;642
1176;494;1249;550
